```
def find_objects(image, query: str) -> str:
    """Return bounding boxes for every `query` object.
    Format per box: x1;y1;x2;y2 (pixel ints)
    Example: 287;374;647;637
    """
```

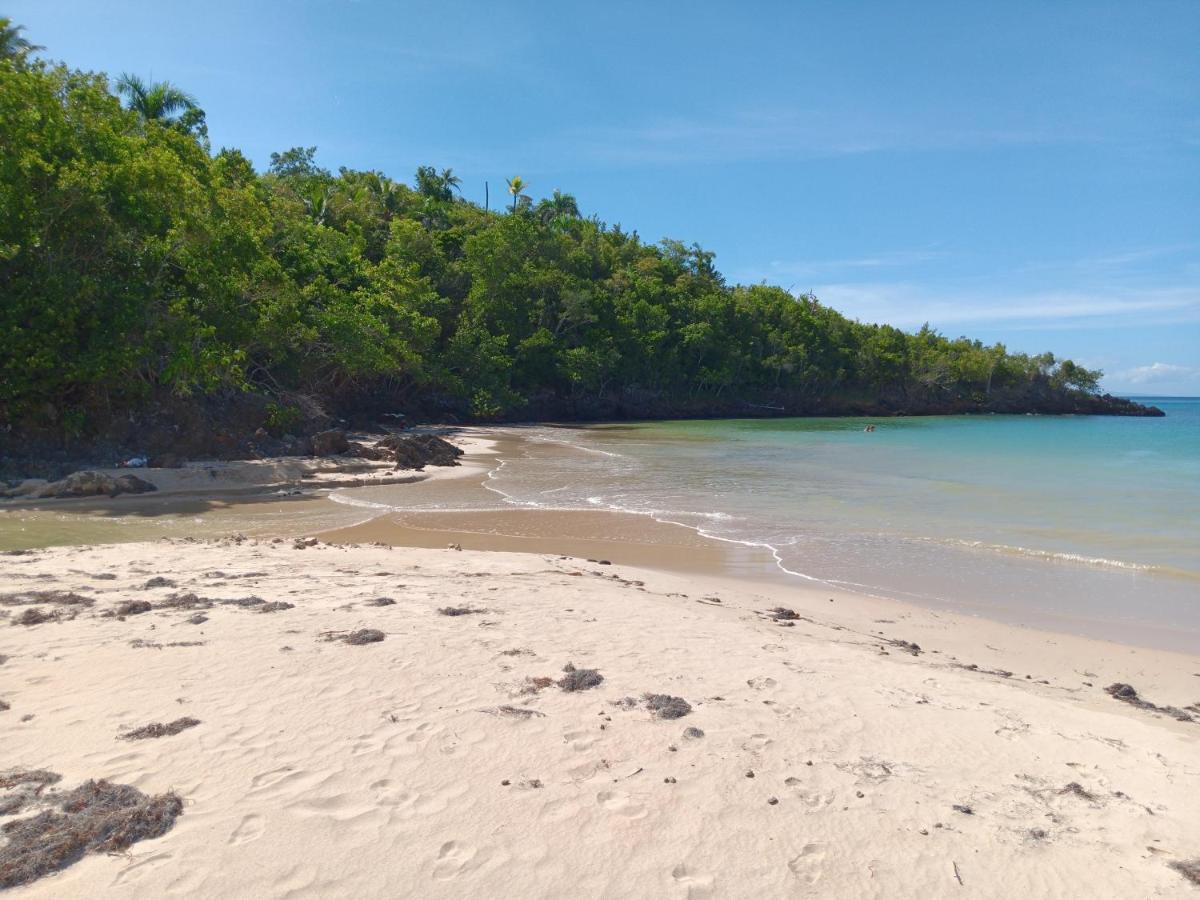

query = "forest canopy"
1;22;1133;451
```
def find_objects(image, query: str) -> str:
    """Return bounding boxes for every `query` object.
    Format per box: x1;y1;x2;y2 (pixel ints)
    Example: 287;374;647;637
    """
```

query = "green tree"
0;17;42;63
506;176;530;213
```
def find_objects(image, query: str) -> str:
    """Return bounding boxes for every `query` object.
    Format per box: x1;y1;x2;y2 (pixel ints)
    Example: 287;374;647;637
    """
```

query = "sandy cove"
2;536;1198;898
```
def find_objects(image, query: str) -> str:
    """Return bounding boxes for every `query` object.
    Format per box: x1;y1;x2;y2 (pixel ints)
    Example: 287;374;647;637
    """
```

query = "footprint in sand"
788;842;828;886
747;676;777;691
671;863;715;898
229;814;265;845
248;766;297;793
563;729;597;752
596;789;647;820
111;851;174;885
432;840;492;881
742;733;773;752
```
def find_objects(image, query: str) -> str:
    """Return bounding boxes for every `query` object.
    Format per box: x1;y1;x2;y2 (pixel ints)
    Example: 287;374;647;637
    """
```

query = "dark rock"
310;430;350;456
29;471;156;499
348;442;393;461
377;434;463;469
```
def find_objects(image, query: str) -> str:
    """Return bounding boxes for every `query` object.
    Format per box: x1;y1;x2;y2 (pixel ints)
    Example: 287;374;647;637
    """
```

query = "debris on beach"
258;601;294;613
342;628;385;645
112;600;152;617
558;663;604;692
1169;859;1200;886
643;693;692;719
142;577;176;590
365;597;396;607
120;717;201;740
1104;683;1194;722
438;605;485;616
0;779;182;889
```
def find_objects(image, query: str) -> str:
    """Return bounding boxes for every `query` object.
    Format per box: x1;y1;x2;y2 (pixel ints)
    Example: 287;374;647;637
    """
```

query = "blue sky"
12;0;1199;393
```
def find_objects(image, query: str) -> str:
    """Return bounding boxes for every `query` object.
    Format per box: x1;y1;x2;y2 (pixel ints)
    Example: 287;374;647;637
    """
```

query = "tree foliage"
0;38;1109;439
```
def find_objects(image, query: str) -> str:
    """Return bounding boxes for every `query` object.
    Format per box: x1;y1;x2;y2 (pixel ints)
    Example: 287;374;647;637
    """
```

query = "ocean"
335;398;1199;651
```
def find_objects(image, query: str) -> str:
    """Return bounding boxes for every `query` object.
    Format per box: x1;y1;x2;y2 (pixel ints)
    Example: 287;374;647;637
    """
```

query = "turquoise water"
464;399;1199;651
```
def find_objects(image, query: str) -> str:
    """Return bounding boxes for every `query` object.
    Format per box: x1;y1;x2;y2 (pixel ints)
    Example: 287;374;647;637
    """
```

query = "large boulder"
30;471;157;499
376;434;463;470
310;430;350;457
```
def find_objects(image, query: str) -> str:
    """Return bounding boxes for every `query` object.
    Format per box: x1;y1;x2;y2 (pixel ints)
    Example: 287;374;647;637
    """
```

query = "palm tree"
115;73;198;124
300;182;331;225
440;168;462;198
0;18;42;62
536;189;580;226
506;176;530;213
415;166;462;202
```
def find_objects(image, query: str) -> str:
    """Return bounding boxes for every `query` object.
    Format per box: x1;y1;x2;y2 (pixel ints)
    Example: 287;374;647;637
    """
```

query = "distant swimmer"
863;424;876;432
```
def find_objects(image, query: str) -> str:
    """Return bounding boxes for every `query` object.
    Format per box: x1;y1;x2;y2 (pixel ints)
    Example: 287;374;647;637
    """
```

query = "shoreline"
2;425;1195;656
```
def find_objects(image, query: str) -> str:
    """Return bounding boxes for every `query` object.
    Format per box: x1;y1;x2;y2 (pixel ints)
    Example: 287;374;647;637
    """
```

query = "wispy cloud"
760;249;948;281
1115;362;1199;385
804;283;1200;330
561;108;1085;167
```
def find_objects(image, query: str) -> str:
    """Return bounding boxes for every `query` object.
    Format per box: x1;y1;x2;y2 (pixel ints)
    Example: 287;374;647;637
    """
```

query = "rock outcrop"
376;434;464;469
17;471;158;500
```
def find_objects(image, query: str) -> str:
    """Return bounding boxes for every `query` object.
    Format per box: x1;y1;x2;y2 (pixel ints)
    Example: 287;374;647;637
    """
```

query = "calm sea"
418;399;1198;651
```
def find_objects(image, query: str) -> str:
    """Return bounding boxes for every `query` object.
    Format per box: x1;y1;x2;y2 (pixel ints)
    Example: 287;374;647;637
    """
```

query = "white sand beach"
3;529;1198;897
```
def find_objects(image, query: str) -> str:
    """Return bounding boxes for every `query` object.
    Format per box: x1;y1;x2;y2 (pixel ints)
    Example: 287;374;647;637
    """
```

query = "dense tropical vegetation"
0;22;1151;456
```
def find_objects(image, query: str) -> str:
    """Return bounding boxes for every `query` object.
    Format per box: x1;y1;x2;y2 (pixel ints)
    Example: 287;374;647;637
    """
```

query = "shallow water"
332;399;1200;651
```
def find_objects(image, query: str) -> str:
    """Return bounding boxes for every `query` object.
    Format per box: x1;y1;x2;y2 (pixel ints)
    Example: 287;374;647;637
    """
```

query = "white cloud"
561;108;1082;167
803;283;1200;330
1117;362;1199;384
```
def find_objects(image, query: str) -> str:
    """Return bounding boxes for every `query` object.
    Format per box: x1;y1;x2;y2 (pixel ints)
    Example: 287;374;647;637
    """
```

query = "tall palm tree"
0;17;42;62
115;73;198;124
506;176;529;213
439;168;462;199
536;189;580;226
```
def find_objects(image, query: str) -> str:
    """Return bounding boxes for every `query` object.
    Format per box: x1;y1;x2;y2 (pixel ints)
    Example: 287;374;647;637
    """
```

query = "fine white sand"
2;537;1198;898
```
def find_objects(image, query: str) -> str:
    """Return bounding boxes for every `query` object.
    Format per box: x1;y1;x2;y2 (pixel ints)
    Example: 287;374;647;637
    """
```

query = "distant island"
0;24;1162;468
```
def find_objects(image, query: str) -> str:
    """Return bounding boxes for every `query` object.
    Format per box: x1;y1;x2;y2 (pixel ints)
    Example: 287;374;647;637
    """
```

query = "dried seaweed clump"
0;779;182;889
258;601;294;613
12;608;58;627
438;606;484;617
142;577;176;590
0;700;9;712
365;597;396;607
343;629;385;645
0;590;93;608
643;693;692;719
158;591;214;611
113;600;152;617
1169;859;1200;886
120;717;201;741
558;663;604;692
768;607;800;621
1105;682;1194;722
0;770;62;816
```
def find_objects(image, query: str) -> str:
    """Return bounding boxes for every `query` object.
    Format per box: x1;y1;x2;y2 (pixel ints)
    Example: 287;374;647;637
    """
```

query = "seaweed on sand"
113;600;152;617
0;779;183;889
438;606;485;617
120;717;201;741
1169;859;1200;886
643;694;692;719
558;663;603;692
258;601;294;613
343;629;385;645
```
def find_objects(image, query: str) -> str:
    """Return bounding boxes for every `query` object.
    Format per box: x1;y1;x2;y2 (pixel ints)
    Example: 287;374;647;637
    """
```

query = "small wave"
936;538;1157;572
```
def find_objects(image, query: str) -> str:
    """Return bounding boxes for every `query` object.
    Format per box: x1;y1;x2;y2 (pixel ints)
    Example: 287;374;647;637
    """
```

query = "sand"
2;535;1199;898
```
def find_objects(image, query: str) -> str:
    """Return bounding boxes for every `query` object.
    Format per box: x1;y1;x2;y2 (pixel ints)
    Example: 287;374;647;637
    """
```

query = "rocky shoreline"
1;432;464;502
